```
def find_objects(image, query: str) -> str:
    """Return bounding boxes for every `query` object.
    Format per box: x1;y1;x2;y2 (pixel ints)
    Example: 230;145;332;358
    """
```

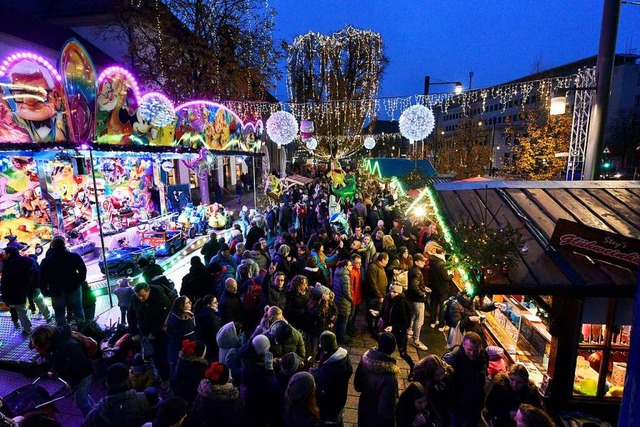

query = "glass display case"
573;297;632;399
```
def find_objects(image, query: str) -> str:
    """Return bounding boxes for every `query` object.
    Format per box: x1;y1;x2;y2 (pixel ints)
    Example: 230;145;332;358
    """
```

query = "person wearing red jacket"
348;254;363;336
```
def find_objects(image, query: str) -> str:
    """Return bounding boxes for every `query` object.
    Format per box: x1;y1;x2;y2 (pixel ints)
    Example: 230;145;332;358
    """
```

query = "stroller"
0;377;72;426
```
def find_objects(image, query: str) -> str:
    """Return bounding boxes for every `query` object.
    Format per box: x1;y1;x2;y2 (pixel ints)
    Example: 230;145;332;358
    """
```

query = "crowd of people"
0;177;558;427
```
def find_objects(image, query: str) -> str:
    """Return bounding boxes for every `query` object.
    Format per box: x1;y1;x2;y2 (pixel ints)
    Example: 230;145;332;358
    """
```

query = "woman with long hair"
165;295;195;378
194;294;221;362
251;305;284;339
412;354;452;426
485;363;542;427
302;285;331;361
396;382;444;427
285;275;311;330
284;372;320;427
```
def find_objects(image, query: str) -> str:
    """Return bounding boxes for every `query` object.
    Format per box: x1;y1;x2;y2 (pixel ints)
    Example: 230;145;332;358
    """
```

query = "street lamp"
424;76;463;96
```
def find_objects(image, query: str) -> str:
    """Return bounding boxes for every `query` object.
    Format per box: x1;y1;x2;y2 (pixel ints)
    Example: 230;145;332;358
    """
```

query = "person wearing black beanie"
83;363;151;427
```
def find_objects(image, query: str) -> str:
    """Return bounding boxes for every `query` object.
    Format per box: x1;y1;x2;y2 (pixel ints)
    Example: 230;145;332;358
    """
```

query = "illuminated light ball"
305;137;318;150
266;111;298;146
364;136;376;150
399;105;435;141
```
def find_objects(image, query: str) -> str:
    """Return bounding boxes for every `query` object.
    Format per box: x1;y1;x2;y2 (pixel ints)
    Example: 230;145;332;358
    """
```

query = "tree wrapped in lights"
432;119;492;179
285;26;389;160
504;108;571;180
108;0;281;103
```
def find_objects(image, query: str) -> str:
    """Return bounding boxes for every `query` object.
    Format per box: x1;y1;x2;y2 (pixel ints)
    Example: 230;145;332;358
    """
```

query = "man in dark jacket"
127;282;171;384
179;255;211;303
354;333;399;427
201;234;223;265
219;278;244;325
444;331;489;427
245;220;266;251
261;263;287;311
265;319;306;359
331;260;353;344
40;236;87;325
1;247;34;334
312;331;353;426
82;363;151;427
406;253;429;351
30;325;94;416
364;252;388;335
429;245;454;330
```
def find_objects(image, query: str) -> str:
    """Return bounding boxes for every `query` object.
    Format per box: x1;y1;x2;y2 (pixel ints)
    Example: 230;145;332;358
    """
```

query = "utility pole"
584;0;621;180
469;71;474;90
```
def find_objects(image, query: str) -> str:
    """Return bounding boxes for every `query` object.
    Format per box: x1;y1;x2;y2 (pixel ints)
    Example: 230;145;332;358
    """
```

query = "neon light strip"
426;187;475;293
97;66;141;100
0;52;62;80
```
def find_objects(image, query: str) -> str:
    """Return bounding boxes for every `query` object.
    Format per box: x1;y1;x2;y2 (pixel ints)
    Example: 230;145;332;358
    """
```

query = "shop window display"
573;297;631;399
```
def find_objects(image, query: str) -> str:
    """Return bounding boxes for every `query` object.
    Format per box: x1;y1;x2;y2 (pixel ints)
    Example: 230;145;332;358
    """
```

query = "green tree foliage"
505;109;572;180
431;119;492;179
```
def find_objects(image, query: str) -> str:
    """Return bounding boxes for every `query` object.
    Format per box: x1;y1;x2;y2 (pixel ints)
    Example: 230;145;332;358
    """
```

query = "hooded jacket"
171;352;208;405
82;389;151;427
191;380;243;427
313;347;353;423
0;252;33;304
216;321;241;366
354;348;400;427
331;266;353;316
265;320;306;359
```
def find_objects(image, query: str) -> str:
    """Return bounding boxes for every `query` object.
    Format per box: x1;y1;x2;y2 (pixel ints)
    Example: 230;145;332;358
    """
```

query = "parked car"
98;245;156;277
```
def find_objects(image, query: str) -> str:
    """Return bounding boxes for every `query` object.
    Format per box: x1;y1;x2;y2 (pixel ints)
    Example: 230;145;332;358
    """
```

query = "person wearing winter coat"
348;254;364;336
428;246;454;330
180;256;211;304
301;258;328;289
211;244;238;278
39;236;87;326
444;332;489;427
303;286;332;361
114;277;135;326
194;295;222;362
412;355;453;427
30;325;94;416
311;331;353;426
251;239;272;270
190;362;244;427
447;290;502;340
165;296;196;378
216;321;243;375
406;254;430;351
218;278;244;325
396;382;444;427
266;352;302;427
0;247;34;334
239;335;274;427
82;363;151;427
261;264;288;312
245;221;266;252
381;284;415;373
485;363;543;427
201;234;223;265
354;333;400;427
284;372;321;427
128;282;171;383
273;244;294;277
285;275;311;331
365;252;389;334
331;260;353;344
265;319;306;359
171;339;208;405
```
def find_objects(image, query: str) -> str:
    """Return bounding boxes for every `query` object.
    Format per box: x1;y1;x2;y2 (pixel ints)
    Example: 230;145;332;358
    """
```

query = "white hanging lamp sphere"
364;136;376;150
399;105;435;141
267;111;299;145
305;137;318;150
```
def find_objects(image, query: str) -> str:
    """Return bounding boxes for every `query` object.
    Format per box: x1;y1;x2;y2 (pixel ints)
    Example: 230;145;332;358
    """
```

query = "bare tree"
105;0;282;103
530;53;548;74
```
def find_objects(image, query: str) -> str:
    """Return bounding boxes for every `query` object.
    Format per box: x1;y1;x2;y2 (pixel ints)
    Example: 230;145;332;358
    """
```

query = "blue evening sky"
269;0;640;100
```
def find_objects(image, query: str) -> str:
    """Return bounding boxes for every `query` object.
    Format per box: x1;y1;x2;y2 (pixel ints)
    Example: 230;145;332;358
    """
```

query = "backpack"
150;275;178;302
243;279;262;312
71;331;99;359
443;296;457;327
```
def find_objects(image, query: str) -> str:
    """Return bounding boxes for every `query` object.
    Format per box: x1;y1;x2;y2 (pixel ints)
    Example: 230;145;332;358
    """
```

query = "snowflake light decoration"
267;111;298;145
399;105;435;142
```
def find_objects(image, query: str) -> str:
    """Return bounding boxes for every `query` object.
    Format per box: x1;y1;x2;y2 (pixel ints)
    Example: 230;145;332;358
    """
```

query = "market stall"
428;179;639;424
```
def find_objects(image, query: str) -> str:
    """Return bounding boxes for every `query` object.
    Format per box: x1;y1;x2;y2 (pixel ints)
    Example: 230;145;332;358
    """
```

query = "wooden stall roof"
432;180;640;297
284;174;314;186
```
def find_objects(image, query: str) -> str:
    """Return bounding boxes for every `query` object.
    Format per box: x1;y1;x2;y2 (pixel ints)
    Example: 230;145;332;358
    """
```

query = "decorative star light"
399;105;435;142
364;136;376;150
267;111;298;145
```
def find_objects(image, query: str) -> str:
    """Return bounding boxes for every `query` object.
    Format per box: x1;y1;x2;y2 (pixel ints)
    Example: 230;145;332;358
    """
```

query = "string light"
399;105;435;142
266;111;298;145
